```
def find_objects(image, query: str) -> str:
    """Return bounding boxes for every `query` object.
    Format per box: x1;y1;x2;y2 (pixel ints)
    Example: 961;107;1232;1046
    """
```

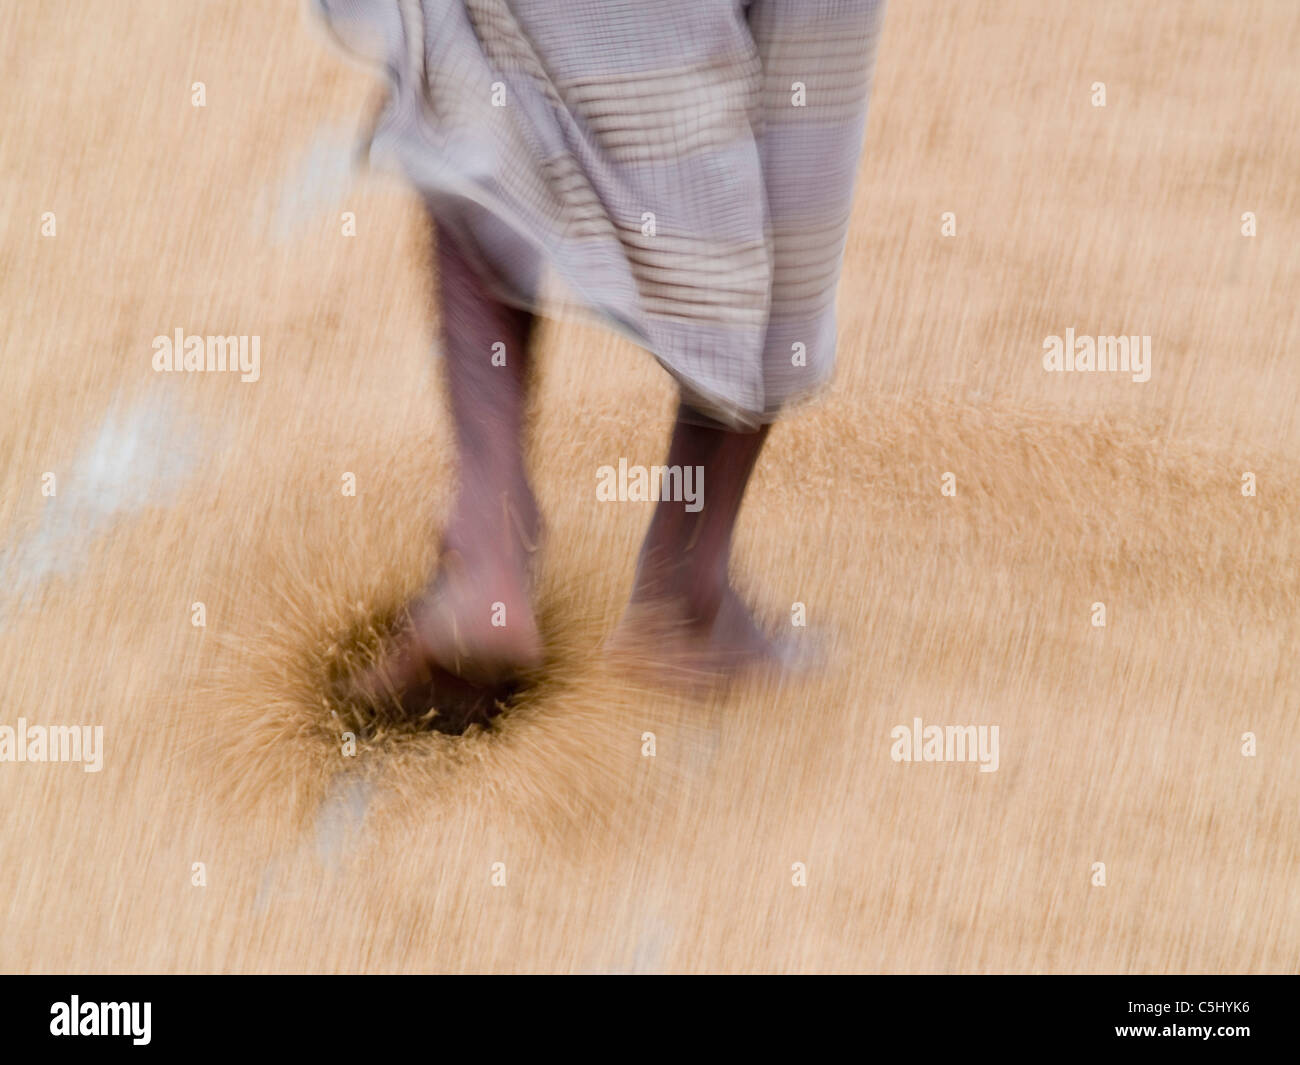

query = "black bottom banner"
0;975;1287;1053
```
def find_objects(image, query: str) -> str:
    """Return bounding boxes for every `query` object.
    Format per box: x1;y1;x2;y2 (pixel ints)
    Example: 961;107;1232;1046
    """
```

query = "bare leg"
352;212;542;729
619;402;776;672
420;213;542;679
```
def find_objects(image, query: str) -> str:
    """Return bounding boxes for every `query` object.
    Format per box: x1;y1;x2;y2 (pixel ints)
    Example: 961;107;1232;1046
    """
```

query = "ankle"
631;547;729;623
444;486;539;568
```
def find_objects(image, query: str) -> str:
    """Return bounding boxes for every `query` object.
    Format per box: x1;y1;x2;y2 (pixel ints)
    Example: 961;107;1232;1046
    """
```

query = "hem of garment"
308;0;835;430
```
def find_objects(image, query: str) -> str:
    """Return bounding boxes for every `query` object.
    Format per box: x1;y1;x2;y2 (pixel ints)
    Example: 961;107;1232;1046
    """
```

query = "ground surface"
1;1;1297;972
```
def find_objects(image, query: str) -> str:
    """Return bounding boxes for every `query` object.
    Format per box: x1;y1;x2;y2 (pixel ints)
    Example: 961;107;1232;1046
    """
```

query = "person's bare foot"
606;403;782;685
348;654;517;734
610;557;786;684
345;499;543;731
402;542;543;685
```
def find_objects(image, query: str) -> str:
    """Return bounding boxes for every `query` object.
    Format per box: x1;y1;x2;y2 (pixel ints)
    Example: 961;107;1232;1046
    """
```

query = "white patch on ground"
313;771;374;867
0;393;199;623
258;126;358;245
253;771;375;913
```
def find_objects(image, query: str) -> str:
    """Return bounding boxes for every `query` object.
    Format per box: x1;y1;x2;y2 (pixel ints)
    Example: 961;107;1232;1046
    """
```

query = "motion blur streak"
1;1;1297;972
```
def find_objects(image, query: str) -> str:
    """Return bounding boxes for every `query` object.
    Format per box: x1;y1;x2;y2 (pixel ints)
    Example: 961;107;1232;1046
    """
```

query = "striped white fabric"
315;0;887;427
